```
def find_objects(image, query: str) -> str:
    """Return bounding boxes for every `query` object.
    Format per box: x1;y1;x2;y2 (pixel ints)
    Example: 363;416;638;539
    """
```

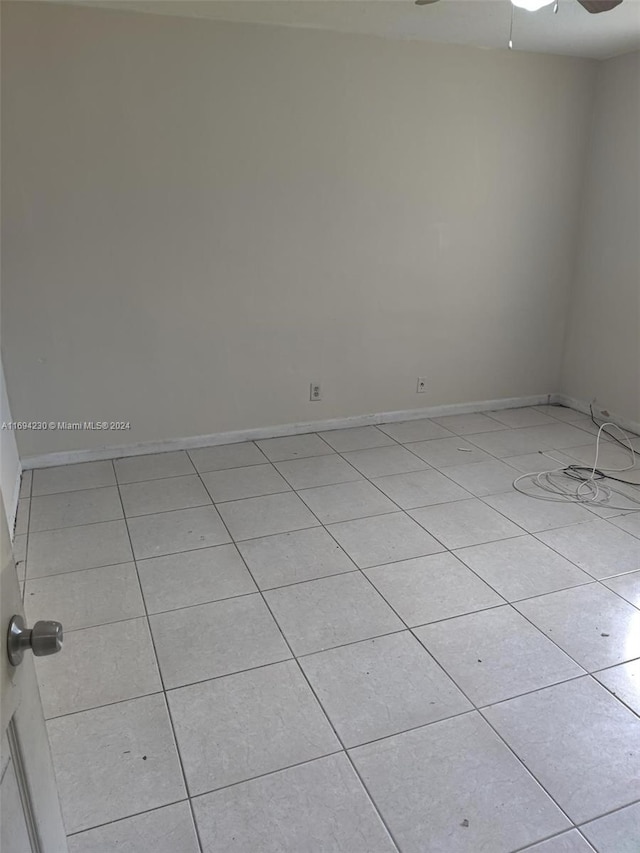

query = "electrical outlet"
416;377;426;394
310;382;322;401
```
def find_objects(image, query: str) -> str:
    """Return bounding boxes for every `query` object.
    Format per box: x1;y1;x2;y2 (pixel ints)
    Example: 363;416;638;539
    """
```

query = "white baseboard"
552;394;640;438
20;393;554;470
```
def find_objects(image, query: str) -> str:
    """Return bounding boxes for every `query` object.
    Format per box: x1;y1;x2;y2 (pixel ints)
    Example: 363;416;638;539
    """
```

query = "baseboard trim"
553;394;640;438
20;394;557;470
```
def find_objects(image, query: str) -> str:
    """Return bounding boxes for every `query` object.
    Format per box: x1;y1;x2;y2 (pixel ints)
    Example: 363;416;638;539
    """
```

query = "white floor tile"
298;480;396;524
584;500;639;520
486;407;558;428
365;553;503;627
188;442;266;473
48;694;185;834
127;506;230;559
405;437;492;469
300;631;471;747
29;486;123;532
150;594;291;688
120;475;211;517
237;527;355;589
168;660;339;794
581;801;640;853
192;754;397;853
521;832;596;853
569;415;624;439
608;512;640;539
371;469;470;510
484;677;640;824
328;512;444;568
67;802;199;853
24;562;144;631
275;455;362;489
483;492;593;533
410;498;523;549
532;405;585;423
503;451;580;474
440;460;519;497
564;442;637;470
114;451;195;484
377;419;453;443
515;584;640;671
536;519;640;579
318;426;396;452
342;446;429;478
431;412;506;435
602;570;640;607
137;544;256;613
264;572;403;655
593;660;640;716
453;536;592;601
466;424;591;459
626;434;640;452
32;461;116;496
36;618;161;718
256;434;333;462
217;492;319;541
350;713;569;853
27;520;133;578
201;464;290;502
31;421;640;853
415;606;584;706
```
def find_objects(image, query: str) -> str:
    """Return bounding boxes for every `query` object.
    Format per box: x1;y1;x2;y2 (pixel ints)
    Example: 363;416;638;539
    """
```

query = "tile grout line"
244;465;583;848
64;797;192;840
193;450;406;847
23;432;640;529
40;649;640;726
295;494;589;838
25;467;639;663
110;458;206;853
28;460;639;672
26;419;640;844
185;453;405;853
277;464;640;834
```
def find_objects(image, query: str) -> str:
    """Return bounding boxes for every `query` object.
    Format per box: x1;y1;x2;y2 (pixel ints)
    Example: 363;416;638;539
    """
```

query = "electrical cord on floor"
512;416;640;510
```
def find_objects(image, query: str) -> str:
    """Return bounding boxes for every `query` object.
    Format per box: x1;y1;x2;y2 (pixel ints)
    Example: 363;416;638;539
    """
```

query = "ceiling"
73;0;640;59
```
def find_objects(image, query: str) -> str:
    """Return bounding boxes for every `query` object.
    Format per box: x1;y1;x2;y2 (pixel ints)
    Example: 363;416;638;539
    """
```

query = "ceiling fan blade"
576;0;623;12
414;0;441;5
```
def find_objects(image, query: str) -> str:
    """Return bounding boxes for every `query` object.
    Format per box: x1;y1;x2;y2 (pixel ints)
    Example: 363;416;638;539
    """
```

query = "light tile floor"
16;405;640;852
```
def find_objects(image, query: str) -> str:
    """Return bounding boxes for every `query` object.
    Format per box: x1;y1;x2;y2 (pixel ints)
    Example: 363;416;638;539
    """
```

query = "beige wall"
2;3;595;456
561;50;640;425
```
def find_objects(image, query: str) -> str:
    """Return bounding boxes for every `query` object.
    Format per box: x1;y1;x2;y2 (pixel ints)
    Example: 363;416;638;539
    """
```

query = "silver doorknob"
7;614;63;667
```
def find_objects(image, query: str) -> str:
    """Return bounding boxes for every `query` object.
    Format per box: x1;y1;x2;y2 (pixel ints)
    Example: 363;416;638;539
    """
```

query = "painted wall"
2;2;595;457
561;50;640;425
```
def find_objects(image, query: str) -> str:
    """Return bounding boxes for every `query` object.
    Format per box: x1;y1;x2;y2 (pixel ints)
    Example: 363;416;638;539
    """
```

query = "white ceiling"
74;0;640;59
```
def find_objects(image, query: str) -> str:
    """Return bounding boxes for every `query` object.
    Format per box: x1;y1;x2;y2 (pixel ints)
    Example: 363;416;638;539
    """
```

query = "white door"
0;492;68;853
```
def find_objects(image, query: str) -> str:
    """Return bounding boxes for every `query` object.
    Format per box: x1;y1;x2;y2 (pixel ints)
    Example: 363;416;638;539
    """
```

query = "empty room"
1;0;639;851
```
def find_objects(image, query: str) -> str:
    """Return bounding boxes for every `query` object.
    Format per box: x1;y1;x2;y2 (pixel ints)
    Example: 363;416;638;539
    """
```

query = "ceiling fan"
415;0;623;10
